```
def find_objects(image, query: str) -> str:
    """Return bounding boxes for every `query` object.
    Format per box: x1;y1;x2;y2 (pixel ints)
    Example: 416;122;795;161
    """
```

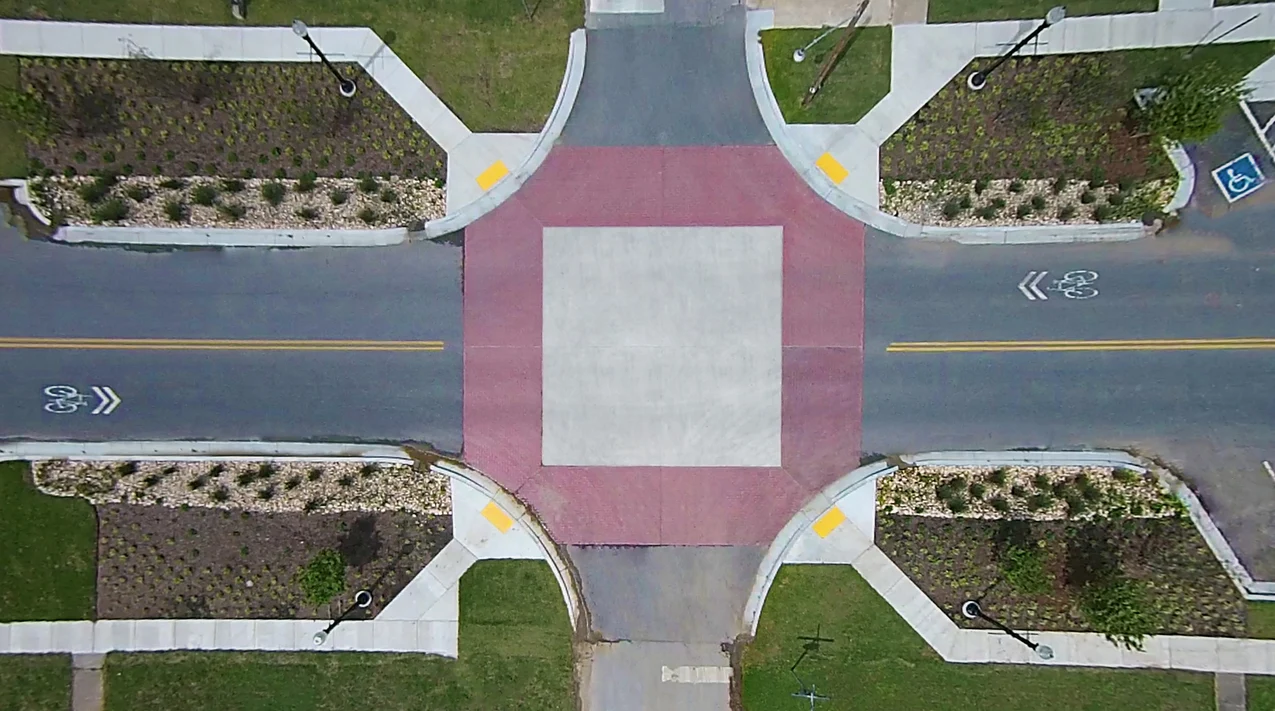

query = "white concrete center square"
542;226;783;467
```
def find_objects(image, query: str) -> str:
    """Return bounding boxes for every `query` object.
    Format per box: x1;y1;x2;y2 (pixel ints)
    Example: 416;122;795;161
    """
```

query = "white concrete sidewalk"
0;445;581;656
746;451;1275;674
747;4;1275;242
0;21;587;245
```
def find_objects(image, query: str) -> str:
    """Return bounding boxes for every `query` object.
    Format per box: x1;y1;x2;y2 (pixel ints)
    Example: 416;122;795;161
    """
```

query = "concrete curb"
0;440;585;624
746;450;1273;637
1164;141;1195;213
743;12;1152;244
420;29;586;239
0;178;52;226
51;226;407;247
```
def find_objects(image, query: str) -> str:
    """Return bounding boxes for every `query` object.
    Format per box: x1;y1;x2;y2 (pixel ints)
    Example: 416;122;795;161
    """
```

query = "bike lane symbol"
43;385;123;415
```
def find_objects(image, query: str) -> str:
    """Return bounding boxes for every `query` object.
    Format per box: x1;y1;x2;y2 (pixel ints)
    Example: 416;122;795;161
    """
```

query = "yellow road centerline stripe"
887;337;1275;353
0;337;445;352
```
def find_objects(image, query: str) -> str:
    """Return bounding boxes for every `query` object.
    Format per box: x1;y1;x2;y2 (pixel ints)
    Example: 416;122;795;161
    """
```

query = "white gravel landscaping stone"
879;178;1175;227
877;464;1182;521
33;458;450;515
29;175;445;229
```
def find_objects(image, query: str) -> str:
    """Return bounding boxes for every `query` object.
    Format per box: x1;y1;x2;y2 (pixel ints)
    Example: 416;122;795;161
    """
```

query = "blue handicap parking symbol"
1211;152;1267;203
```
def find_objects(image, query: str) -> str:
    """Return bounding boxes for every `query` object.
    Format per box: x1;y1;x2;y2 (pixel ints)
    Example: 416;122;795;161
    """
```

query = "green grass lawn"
0;461;97;621
0;654;72;711
0;0;581;133
762;27;890;125
1251;677;1275;711
742;564;1216;711
1250;602;1275;639
928;0;1156;23
104;559;575;711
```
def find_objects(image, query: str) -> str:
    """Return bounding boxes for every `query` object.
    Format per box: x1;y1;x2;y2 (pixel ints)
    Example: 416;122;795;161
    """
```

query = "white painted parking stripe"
1263;460;1274;483
660;665;732;683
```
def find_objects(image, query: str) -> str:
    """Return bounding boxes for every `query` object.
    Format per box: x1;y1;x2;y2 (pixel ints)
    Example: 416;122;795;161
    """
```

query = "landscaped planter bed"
35;459;451;515
28;174;445;228
875;45;1275;226
18;58;446;184
875;465;1246;640
880;177;1173;227
96;504;451;620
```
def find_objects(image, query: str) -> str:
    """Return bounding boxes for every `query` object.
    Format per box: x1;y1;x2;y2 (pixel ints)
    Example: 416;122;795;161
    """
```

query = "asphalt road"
563;0;770;147
0;231;463;452
862;226;1275;578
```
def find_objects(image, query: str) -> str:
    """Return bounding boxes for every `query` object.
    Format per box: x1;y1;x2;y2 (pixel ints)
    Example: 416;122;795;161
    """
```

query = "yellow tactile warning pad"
815;153;848;185
480;501;515;533
812;506;846;538
476;160;510;190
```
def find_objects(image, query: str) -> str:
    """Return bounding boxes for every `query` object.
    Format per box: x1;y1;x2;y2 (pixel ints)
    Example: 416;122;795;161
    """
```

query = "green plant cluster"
297;549;347;606
1135;62;1248;144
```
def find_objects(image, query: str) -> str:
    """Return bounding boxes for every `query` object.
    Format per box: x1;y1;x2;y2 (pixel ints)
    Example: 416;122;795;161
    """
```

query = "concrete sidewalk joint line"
0;21;587;245
745;7;1275;244
746;450;1275;675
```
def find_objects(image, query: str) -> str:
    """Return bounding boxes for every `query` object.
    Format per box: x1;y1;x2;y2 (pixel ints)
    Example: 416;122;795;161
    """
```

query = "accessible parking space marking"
0;337;446;352
887;338;1275;353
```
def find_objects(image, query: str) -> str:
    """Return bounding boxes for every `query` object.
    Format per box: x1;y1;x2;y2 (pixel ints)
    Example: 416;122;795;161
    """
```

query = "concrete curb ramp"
744;450;1275;673
0;441;583;654
0;21;588;247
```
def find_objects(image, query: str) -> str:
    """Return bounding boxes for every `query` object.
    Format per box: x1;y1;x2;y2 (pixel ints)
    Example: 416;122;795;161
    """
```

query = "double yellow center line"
0;337;445;352
888;337;1275;353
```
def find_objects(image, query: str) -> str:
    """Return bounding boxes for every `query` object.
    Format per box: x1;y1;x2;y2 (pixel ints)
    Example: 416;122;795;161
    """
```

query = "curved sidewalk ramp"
744;450;1275;673
744;6;1275;244
0;20;587;247
0;441;582;655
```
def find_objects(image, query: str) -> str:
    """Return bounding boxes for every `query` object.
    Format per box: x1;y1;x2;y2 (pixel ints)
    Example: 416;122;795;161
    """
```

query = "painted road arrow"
1018;271;1048;301
90;386;121;415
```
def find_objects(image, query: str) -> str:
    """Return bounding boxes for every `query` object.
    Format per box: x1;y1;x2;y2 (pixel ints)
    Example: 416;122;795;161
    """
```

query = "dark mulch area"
97;505;451;620
876;513;1246;637
880;44;1275;183
20;58;445;182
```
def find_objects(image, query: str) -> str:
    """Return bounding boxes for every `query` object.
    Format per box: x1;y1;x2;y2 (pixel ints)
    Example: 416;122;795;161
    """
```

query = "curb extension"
0;440;585;628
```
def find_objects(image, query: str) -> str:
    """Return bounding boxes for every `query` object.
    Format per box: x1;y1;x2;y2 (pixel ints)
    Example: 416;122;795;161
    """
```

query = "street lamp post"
292;19;357;98
961;600;1054;660
966;6;1066;91
312;590;373;646
793;16;855;63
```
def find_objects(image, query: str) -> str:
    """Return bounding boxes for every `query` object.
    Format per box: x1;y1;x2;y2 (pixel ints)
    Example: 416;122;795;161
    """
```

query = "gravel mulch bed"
876;513;1246;637
28;175;444;229
96;504;451;620
877;464;1182;521
880;178;1175;227
20;58;445;182
35;459;450;516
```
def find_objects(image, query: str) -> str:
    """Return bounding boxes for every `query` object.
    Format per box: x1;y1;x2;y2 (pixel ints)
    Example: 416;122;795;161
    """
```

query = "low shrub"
77;180;112;204
1015;203;1033;219
942;199;963;220
163;199;189;223
987;468;1008;485
298;549;346;605
221;178;245;193
1058;204;1077;220
91;198;129;223
989;496;1010;513
1080;190;1097;204
357;207;378;225
1030;195;1047;210
191;184;218;206
297;171;318;193
217;202;247;221
1093;204;1113;222
358;176;379;193
1008;179;1024;193
968;482;986;499
973;178;989;195
1051;176;1067;194
1078;574;1160;650
1002;541;1051;596
295;206;319;221
379;188;397;203
159;177;187;190
261;181;286;206
329;189;349;206
125;185;152;202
